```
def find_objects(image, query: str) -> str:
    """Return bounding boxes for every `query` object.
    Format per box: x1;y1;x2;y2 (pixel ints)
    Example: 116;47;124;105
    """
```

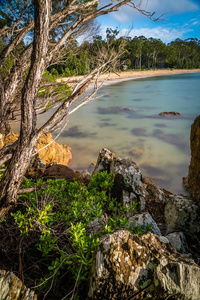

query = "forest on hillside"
48;29;200;76
1;28;200;80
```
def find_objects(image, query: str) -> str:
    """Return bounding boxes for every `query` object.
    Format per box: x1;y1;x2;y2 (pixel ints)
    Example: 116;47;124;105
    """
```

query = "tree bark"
0;0;51;219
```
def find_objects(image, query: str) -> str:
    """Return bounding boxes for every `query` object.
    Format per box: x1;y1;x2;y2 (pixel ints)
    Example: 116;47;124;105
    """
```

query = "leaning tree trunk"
0;0;51;220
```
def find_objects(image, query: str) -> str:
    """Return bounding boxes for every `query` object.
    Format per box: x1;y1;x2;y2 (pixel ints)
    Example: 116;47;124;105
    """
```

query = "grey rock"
128;212;161;236
164;194;200;234
86;216;105;235
166;232;187;253
93;148;146;213
158;236;170;244
89;230;200;300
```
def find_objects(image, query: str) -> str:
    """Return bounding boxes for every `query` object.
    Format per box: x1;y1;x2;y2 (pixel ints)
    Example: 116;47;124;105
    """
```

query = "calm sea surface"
47;72;200;194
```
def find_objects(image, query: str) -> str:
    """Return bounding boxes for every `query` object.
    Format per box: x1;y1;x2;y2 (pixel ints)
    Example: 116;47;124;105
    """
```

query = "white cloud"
192;20;199;25
139;0;198;14
100;25;193;43
110;0;199;22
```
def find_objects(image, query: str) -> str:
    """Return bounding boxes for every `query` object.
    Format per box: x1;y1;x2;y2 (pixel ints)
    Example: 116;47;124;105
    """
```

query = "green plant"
11;173;114;293
128;224;152;236
0;164;5;181
11;171;147;298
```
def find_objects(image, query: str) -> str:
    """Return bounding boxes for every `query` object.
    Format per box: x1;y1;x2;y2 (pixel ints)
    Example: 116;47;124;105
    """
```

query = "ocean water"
51;72;200;194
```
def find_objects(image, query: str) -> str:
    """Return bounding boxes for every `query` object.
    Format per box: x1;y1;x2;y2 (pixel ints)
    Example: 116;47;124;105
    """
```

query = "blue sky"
97;0;200;43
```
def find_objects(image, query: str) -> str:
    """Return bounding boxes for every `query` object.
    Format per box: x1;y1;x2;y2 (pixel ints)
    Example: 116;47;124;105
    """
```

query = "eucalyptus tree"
0;0;156;218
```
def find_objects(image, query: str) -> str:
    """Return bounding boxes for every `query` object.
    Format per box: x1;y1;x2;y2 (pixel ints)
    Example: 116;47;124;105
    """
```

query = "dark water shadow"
140;161;189;193
60;126;97;139
101;118;112;122
98;122;117;128
153;129;189;152
97;106;133;115
131;128;148;137
130;127;189;153
154;123;168;128
132;98;143;102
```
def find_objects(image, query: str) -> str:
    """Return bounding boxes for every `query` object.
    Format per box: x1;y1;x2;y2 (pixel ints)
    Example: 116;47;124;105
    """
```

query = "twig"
19;237;24;283
70;263;83;300
17;183;50;195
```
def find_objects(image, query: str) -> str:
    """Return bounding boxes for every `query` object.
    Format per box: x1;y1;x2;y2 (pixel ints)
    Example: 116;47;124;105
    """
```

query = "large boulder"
144;177;200;236
93;148;146;213
185;115;200;203
89;230;200;300
43;164;76;181
36;133;72;166
93;149;200;237
0;270;37;300
2;132;72;166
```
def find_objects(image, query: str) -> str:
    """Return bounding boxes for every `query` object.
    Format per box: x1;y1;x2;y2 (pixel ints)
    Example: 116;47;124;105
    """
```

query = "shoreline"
58;68;200;86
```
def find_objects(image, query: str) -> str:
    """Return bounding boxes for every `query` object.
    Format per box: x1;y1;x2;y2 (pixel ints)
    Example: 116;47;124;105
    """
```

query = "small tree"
0;0;156;218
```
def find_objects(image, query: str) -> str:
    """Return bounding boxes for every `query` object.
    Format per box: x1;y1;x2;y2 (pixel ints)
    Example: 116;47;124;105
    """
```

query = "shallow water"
48;73;200;193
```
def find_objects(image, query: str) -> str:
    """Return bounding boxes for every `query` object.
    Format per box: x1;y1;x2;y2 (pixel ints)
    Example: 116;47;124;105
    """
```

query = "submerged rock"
97;106;132;115
89;230;200;300
0;270;37;299
159;111;181;117
185;115;200;203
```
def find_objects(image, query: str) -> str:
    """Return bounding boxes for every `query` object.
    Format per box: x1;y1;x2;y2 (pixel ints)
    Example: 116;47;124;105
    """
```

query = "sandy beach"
58;69;200;86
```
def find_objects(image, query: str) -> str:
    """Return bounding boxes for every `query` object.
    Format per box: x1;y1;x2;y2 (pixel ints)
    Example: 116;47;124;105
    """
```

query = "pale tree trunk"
0;0;51;219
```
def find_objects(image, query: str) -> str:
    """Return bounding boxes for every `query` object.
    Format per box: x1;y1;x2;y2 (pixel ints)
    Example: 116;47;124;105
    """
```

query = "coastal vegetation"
49;33;200;76
0;168;150;299
0;1;200;299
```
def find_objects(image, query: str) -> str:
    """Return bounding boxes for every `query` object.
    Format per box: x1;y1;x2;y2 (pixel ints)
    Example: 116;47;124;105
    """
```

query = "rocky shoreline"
0;116;199;299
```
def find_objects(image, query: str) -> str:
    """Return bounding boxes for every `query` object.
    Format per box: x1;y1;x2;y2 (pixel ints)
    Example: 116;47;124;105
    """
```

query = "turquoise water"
55;72;200;194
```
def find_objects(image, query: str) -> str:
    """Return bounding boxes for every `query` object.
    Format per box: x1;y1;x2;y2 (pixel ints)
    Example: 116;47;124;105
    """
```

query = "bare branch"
0;140;18;157
37;79;91;136
0;154;12;168
18;183;50;195
0;20;34;68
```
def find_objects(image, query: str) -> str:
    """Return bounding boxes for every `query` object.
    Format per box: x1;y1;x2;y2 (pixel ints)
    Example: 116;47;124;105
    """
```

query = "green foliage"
49;33;200;76
11;172;151;297
128;224;152;236
0;164;5;181
37;69;72;106
11;172;114;293
42;70;57;82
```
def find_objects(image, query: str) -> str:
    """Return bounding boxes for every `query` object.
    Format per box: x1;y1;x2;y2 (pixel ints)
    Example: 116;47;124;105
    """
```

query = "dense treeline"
47;29;200;76
1;28;200;78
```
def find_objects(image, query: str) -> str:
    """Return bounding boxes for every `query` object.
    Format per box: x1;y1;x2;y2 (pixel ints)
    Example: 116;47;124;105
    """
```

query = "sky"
97;0;200;43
